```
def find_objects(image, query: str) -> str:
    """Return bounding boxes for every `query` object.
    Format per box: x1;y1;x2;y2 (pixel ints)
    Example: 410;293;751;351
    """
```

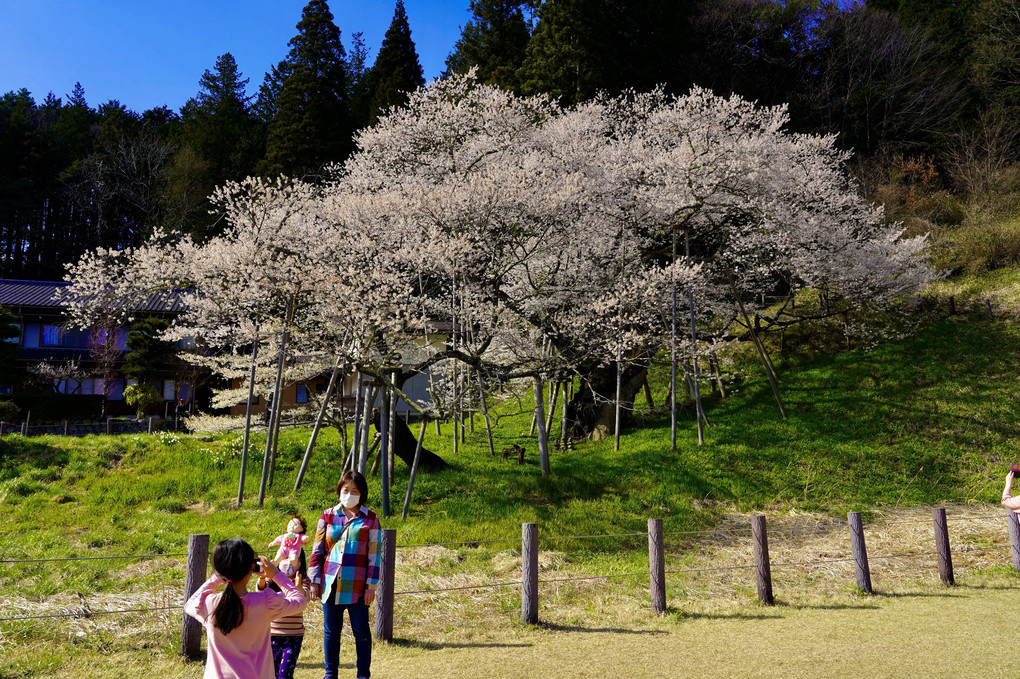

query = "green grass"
2;310;1020;676
2;314;1018;587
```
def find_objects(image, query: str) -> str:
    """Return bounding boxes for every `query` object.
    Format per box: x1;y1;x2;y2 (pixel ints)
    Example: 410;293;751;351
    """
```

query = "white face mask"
339;491;360;509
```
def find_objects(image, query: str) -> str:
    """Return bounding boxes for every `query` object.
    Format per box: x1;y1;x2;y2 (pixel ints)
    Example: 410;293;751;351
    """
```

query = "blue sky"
0;0;470;112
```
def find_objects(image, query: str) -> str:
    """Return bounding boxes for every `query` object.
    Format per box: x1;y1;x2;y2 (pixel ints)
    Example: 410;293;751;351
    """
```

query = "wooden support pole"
948;296;956;315
64;420;71;436
647;518;666;614
752;515;774;605
237;330;259;507
146;416;155;435
358;386;375;475
380;387;391;517
1006;509;1020;572
985;299;994;318
476;372;495;458
533;376;550;476
545;379;560;440
106;418;113;436
374;528;396;642
349;380;364;468
0;421;5;439
559;379;569;451
401;419;428;520
614;349;623;452
932;508;954;585
848;511;872;594
179;533;209;660
295;356;342;491
388;373;398;486
522;523;538;624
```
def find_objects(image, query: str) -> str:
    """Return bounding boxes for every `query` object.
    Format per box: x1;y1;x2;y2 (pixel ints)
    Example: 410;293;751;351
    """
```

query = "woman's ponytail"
211;538;255;635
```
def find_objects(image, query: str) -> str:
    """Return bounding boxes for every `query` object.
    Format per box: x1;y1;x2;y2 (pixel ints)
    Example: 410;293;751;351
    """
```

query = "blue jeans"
322;596;371;678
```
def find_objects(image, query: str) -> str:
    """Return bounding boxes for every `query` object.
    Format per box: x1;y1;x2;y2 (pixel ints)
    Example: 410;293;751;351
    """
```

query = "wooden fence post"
1006;510;1020;572
374;528;396;642
63;420;70;436
147;416;156;434
948;296;956;315
106;418;114;436
180;533;210;660
0;421;5;439
20;421;27;436
522;523;538;624
932;508;954;585
752;515;775;605
647;518;666;614
985;299;994;318
848;512;872;594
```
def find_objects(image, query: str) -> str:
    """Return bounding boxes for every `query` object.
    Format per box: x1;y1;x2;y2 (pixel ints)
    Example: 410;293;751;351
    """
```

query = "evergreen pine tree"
346;31;373;131
520;0;694;105
261;0;351;177
178;54;258;186
367;0;425;125
445;0;532;93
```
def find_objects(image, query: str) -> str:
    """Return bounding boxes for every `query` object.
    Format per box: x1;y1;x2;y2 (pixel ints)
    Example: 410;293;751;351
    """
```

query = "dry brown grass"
4;505;1018;678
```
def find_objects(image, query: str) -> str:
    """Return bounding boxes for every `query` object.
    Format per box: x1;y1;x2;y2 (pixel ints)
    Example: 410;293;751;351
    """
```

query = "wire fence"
1;508;1016;632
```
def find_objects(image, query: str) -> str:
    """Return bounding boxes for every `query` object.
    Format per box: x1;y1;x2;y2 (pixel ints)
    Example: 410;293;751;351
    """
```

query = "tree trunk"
566;361;648;441
372;407;447;471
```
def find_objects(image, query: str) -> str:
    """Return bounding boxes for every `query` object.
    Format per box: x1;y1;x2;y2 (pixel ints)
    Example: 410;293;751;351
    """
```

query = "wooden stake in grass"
648;518;666;614
932;508;954;586
848;511;872;594
752;515;774;605
1006;509;1020;572
179;533;209;660
374;528;396;642
522;522;538;624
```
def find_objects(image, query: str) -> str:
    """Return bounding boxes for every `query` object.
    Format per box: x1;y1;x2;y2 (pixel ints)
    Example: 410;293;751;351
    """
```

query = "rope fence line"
4;508;1020;654
0;605;180;623
0;552;188;565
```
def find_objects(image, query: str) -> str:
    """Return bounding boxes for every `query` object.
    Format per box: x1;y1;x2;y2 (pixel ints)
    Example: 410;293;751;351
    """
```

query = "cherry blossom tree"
62;72;937;492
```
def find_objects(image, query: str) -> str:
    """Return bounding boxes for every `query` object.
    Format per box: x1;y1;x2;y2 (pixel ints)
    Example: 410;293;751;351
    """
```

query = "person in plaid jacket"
308;470;380;679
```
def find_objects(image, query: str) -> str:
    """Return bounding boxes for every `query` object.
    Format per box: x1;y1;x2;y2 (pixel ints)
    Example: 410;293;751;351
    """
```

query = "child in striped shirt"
259;547;309;679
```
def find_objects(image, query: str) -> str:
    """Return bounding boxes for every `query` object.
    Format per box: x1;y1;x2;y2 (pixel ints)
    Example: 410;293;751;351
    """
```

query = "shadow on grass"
668;609;784;621
538;622;668;634
388;638;533;650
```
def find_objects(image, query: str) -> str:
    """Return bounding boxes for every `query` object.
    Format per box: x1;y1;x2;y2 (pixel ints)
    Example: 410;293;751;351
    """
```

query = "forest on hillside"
1;0;1017;281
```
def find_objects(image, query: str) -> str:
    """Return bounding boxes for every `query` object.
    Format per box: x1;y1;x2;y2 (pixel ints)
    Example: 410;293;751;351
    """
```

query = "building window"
40;325;89;347
296;384;309;404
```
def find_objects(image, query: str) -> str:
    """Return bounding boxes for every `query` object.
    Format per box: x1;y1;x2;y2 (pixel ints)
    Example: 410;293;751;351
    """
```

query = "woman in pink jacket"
185;538;307;679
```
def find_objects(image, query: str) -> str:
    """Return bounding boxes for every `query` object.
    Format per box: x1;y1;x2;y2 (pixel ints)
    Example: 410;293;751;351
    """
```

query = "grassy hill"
2;308;1017;583
2;281;1019;677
